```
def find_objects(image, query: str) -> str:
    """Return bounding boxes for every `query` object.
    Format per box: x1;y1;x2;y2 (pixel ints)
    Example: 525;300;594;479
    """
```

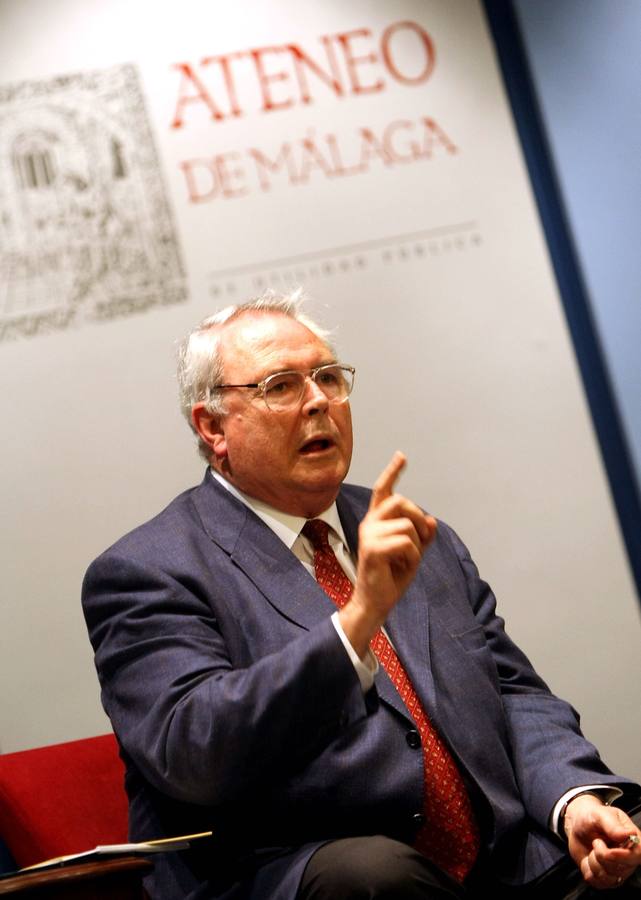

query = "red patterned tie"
302;519;480;883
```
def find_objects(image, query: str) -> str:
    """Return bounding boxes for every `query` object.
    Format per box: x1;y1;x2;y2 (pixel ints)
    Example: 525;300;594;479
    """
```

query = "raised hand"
339;451;437;658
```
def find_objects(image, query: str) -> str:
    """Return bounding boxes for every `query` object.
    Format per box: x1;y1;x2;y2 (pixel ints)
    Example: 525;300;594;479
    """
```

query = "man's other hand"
564;793;641;890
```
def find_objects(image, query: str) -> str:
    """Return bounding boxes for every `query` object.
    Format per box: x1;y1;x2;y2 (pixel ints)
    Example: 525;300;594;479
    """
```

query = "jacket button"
412;812;426;827
406;729;421;749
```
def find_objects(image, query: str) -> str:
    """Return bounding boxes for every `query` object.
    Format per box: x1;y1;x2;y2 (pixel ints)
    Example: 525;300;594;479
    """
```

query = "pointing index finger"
370;451;407;508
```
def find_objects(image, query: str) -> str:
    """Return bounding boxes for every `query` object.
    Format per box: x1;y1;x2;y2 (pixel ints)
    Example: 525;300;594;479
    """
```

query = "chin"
296;452;350;491
304;471;347;499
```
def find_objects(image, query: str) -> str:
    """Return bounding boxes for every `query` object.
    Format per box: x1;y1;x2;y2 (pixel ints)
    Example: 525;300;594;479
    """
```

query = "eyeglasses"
216;364;356;412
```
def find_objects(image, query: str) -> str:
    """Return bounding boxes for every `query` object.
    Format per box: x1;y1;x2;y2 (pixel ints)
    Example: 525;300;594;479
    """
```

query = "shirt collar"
211;470;348;550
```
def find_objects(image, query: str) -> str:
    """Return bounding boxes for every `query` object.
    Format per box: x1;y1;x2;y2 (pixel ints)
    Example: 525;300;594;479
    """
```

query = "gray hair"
177;289;333;461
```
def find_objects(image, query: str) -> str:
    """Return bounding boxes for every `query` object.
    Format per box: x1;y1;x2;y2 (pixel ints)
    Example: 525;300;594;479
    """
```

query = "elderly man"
83;293;641;900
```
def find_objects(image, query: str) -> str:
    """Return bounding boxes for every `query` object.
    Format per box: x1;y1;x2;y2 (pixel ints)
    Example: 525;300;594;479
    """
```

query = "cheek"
252;421;297;462
271;413;304;445
335;406;353;441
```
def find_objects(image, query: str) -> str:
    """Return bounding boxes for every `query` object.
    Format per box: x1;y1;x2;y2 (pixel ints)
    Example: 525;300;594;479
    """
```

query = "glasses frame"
215;363;356;411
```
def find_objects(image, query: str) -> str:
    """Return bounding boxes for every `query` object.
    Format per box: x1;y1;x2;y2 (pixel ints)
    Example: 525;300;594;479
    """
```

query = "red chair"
0;733;128;869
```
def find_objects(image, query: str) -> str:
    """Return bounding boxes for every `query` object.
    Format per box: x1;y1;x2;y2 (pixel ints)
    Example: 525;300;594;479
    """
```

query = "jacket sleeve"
441;523;640;829
82;551;369;808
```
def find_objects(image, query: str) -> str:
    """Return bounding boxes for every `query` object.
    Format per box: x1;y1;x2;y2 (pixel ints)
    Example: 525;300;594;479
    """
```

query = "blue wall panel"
484;0;641;598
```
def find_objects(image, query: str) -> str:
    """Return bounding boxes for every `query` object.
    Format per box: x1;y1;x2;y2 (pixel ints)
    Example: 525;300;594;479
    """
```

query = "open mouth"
300;438;334;454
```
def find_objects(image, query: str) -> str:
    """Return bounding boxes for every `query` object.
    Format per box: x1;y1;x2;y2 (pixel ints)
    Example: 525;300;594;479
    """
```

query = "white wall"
1;0;639;785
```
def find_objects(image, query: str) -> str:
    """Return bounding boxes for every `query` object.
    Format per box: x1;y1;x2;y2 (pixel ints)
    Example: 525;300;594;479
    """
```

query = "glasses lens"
313;365;354;403
262;366;355;410
263;371;305;410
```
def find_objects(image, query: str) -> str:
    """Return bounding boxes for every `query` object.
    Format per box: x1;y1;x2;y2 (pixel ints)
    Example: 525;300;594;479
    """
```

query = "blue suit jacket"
82;472;638;899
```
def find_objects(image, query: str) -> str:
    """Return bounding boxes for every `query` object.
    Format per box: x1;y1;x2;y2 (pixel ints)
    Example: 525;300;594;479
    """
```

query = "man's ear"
191;403;227;464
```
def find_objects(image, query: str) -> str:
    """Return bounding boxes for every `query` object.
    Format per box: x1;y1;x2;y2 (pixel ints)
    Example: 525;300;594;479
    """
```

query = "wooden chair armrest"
0;856;153;898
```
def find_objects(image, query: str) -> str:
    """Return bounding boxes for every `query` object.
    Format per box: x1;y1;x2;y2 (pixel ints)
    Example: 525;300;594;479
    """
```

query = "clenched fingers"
368;494;436;548
362;513;431;553
582;839;639;890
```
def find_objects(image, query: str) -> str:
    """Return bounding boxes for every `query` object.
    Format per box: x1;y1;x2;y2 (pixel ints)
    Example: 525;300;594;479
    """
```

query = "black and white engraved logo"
0;64;187;342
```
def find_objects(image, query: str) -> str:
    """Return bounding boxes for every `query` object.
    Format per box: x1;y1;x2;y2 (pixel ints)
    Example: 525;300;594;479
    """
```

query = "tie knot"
302;518;331;550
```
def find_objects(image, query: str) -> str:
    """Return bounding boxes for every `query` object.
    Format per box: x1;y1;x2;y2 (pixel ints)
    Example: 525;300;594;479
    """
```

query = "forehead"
220;313;333;376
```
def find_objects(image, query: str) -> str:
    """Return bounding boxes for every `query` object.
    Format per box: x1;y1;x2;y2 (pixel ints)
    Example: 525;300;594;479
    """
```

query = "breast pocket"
452;624;488;652
451;624;501;692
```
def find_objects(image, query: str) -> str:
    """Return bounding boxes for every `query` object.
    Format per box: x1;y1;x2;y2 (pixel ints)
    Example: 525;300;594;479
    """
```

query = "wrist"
337;601;381;659
561;792;605;839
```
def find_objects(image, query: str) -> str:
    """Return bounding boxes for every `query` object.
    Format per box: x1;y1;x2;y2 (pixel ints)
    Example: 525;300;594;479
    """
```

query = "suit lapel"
192;472;336;631
232;512;337;629
385;565;437;714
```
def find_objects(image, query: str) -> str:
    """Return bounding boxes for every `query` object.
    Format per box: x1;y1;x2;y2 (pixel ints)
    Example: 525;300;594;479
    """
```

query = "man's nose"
301;376;329;414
